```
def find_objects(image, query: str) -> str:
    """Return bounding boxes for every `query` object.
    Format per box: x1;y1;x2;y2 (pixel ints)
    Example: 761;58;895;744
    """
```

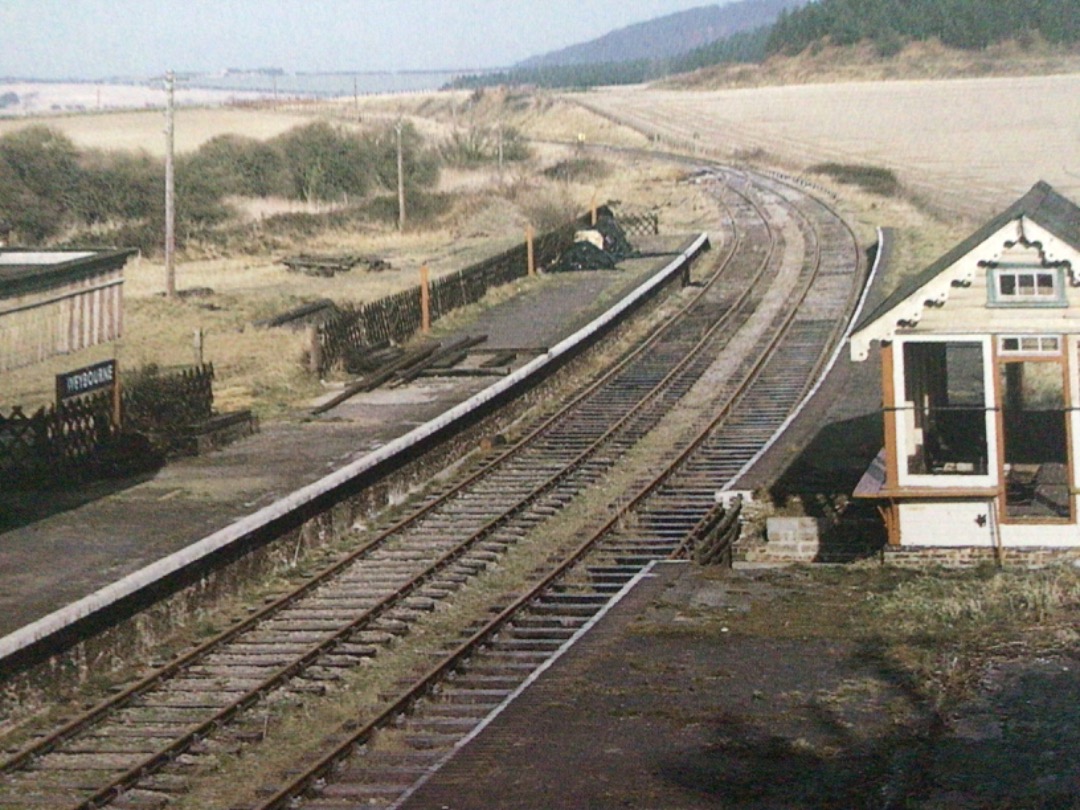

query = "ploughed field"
585;74;1080;220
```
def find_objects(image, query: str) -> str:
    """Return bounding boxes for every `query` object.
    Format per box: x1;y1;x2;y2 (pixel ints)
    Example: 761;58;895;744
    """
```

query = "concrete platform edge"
0;234;709;669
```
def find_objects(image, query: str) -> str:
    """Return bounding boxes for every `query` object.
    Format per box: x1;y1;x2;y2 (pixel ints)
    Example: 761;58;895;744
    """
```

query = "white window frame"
894;335;999;490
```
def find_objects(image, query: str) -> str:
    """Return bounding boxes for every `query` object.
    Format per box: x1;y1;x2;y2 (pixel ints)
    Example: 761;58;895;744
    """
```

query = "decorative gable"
850;184;1080;361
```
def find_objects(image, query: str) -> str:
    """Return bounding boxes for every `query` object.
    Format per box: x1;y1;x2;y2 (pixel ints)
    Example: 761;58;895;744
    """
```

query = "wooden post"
308;324;322;374
164;70;176;299
193;328;204;365
420;264;430;334
112;369;122;429
590;192;598;226
396;118;406;232
526;226;535;277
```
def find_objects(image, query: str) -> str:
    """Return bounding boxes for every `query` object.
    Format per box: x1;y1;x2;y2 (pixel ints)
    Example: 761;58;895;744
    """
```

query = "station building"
851;181;1080;550
0;248;134;374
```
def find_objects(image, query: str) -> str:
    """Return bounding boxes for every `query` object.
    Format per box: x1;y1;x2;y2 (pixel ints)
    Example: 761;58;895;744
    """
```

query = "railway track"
0;168;862;810
249;168;862;810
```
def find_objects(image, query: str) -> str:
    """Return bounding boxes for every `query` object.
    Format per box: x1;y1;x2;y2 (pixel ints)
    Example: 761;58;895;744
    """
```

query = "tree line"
451;0;1080;91
0;120;440;253
767;0;1080;55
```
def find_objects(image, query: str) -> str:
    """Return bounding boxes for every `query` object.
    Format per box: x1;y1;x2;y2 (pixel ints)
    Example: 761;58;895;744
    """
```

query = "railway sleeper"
29;751;148;771
87;724;180;739
108;788;172;810
296;666;347;682
318;653;377;668
0;793;82;808
404;714;483;732
348;630;398;646
318;780;412;799
512;614;589;630
137;771;193;794
447;560;489;576
131;693;236;709
236;631;331;645
380;607;430;625
527;602;602;618
4;767;115;788
429;686;510;706
157;676;265;693
200;652;300;666
540;592;613;605
399;595;439;611
257;616;365;630
301;596;384;609
411;586;459;604
488;636;565;653
446;673;524;691
507;625;577;642
586;571;636;586
336;759;434;781
587;564;642;575
59;737;164;755
117;707;211;725
187;736;242;756
329;642;380;657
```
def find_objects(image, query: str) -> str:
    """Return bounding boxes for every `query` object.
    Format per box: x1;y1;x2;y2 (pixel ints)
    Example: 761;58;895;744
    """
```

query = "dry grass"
0;106;311;156
2;91;714;418
666;39;1080;90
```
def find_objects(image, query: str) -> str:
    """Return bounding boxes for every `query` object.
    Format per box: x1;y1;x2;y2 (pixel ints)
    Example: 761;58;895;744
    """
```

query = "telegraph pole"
395;118;406;231
164;70;176;299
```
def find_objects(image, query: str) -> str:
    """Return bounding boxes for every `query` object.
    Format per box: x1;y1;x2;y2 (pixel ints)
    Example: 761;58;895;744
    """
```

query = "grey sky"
1;1;725;79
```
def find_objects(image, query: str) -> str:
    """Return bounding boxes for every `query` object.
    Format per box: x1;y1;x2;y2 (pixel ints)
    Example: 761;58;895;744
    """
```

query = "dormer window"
988;265;1064;307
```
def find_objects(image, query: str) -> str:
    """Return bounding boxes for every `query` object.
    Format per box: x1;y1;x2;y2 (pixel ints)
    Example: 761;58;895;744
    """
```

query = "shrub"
358;121;440;193
273;121;371;203
439;125;531;167
0;126;82;240
182;134;288;198
808;162;900;196
542;157;611;183
76;149;161;224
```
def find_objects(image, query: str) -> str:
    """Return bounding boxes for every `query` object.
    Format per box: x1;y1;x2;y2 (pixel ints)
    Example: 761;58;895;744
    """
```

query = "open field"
0;105;316;156
582;73;1080;220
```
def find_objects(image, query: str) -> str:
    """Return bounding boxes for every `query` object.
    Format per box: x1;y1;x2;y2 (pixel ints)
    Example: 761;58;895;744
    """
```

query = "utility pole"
395;118;406;232
496;123;504;179
164;70;176;299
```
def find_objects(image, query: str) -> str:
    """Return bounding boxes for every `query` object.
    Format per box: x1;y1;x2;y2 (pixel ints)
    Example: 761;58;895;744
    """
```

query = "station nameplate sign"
56;359;117;402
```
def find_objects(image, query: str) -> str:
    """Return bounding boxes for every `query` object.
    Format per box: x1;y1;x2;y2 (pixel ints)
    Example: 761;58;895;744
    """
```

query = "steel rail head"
16;233;721;809
249;175;841;810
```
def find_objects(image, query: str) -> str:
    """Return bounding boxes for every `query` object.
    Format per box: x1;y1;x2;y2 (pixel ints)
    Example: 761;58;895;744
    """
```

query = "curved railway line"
0;167;864;810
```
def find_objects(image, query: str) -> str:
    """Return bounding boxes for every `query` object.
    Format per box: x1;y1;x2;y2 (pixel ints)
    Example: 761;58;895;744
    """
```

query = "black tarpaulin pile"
547;209;637;273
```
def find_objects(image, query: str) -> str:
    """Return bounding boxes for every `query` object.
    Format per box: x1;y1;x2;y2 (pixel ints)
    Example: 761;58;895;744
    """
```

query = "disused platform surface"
398;561;930;810
0;245;684;639
399;561;1080;809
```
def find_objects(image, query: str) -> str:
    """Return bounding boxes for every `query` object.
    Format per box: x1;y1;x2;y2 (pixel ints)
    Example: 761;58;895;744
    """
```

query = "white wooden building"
851;182;1080;550
0;249;134;374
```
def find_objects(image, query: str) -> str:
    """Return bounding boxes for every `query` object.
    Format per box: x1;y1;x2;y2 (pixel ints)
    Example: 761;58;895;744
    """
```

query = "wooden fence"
1;364;215;488
314;214;590;375
617;209;660;238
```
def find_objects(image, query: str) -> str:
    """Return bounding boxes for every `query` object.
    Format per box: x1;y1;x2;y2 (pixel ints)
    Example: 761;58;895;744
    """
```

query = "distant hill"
517;0;805;68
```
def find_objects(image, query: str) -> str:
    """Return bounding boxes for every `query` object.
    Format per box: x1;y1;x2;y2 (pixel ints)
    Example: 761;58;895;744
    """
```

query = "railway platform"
0;242;691;643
